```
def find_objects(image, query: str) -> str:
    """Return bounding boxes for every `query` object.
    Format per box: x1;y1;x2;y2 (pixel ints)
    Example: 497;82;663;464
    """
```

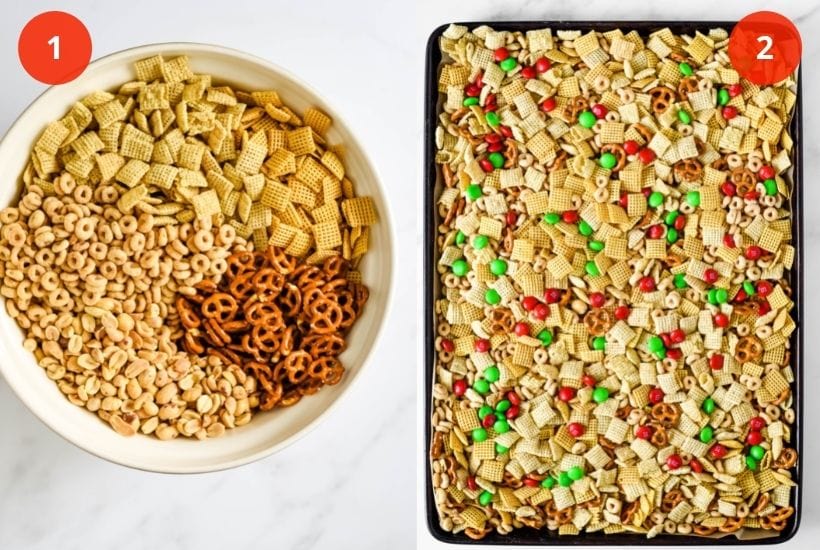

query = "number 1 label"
47;35;60;60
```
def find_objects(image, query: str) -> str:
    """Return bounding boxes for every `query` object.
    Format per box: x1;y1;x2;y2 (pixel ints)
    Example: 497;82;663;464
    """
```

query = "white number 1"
757;35;774;60
47;35;60;60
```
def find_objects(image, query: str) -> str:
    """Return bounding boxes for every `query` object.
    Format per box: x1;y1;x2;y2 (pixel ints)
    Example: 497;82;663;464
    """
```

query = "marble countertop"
415;0;820;548
0;1;415;550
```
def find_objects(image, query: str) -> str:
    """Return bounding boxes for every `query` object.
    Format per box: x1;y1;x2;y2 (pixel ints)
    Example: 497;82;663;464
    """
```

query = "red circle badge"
728;11;801;85
18;11;92;85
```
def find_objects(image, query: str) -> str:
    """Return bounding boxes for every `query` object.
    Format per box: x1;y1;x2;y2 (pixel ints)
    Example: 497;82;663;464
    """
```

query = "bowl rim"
0;41;397;474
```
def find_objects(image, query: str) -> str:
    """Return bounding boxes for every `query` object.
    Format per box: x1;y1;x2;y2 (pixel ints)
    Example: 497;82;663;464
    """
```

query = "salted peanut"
431;23;798;541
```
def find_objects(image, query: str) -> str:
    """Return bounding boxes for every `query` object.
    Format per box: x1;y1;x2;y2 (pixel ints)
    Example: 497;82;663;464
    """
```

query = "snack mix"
431;24;798;539
0;54;377;439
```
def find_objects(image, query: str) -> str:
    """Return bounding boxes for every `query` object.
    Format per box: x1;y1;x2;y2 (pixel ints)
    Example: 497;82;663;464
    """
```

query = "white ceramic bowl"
0;43;394;473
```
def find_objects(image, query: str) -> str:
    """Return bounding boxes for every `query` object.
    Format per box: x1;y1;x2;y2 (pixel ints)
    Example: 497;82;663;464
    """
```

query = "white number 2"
47;35;60;60
757;35;774;60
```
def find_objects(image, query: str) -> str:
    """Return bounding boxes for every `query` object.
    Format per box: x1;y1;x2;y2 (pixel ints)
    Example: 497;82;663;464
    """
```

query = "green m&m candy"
451;259;469;277
699;425;714;443
488;152;505;169
589;240;604;251
674;273;688;289
472;427;488;442
702;397;716;414
585;261;600;277
479;490;493;506
746;455;759;471
499;57;518;72
490;258;507;276
495;443;509;454
494;419;510;433
686;191;701;207
495;399;511;413
455;230;466;245
541;477;556;489
568;466;584;481
463;97;479;107
599;152;617;170
478;405;493;419
743;281;756;296
707;288;718;305
666;228;679;244
654;349;667;360
465;184;482;201
647;335;665;353
483;365;500;383
485;289;501;305
679;62;694;76
749;445;766;461
715;288;728;304
592;337;606;351
473;235;489;249
648;191;664;208
544;212;560;224
558;472;572;487
474;379;490;394
718;88;730;106
578;220;593;236
665;210;679;226
578;111;597;128
537;329;553;346
764;179;778;196
677;110;692;124
485;111;500;128
592;387;610;403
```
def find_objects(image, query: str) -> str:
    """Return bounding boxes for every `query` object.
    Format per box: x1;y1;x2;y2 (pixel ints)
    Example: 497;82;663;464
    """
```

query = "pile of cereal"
0;54;376;439
430;25;798;539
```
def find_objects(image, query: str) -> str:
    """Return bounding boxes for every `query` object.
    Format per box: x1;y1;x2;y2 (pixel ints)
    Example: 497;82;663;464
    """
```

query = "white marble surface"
0;1;415;550
415;0;820;548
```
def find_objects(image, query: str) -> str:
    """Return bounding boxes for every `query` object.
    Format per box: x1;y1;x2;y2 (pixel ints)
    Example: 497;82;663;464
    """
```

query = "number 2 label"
757;35;774;60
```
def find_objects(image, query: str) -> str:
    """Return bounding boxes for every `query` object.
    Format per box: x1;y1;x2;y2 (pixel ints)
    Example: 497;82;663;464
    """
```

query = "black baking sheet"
423;20;802;545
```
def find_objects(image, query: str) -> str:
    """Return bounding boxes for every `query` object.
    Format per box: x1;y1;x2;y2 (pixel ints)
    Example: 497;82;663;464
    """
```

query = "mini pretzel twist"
648;86;676;114
759;507;794;531
773;448;798;469
735;336;763;363
650;403;680;427
673;158;703;183
731;167;757;196
584;309;613;336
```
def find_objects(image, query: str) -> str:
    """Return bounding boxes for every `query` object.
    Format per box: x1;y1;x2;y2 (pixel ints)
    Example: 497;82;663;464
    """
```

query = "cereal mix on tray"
0;54;376;439
431;24;798;539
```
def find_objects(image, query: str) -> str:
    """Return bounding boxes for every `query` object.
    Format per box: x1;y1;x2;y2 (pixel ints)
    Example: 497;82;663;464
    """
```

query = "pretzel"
650;403;680;427
621;500;640;524
303;333;346;357
545;500;573;525
601;144;626;172
662;489;684;513
464;527;491;540
734;336;763;363
673;159;703;183
489;308;514;334
177;297;201;329
753;493;770;514
584;309;612;336
718;517;743;533
759;507;794;531
650;425;668;447
773;448;798;469
562;96;589;123
629;123;654;144
201;293;238;322
309;298;344;334
677;76;700;96
648;86;676;114
730;167;757;196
